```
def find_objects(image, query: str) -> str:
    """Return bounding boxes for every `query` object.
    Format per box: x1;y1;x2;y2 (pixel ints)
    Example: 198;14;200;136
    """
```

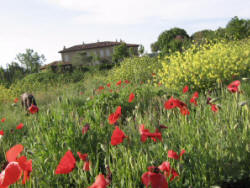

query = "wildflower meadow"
0;39;250;188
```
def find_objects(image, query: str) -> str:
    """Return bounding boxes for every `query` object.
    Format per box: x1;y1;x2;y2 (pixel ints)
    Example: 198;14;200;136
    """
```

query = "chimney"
63;46;66;50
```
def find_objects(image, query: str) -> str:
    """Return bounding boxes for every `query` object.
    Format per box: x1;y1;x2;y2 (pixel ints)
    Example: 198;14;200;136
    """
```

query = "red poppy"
55;150;76;174
0;130;3;136
190;98;197;106
111;126;127;146
82;123;90;135
164;97;178;110
210;104;218;112
80;92;84;95
180;106;190;115
158;161;179;182
128;93;135;103
108;106;122;125
175;100;187;109
1;118;6;123
141;166;168;188
165;97;189;115
14;98;19;103
139;124;162;142
109;89;113;93
124;80;130;84
227;80;240;93
183;86;189;93
16;123;24;130
16;156;32;184
4;145;32;185
77;152;88;161
0;162;22;187
107;83;111;88
97;86;105;91
6;144;24;162
83;161;90;171
28;105;39;114
77;152;90;171
89;174;109;188
168;149;185;160
190;92;199;106
193;91;199;99
116;80;122;86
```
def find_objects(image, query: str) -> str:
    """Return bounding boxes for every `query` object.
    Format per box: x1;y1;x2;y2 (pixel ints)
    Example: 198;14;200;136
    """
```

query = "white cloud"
44;0;250;25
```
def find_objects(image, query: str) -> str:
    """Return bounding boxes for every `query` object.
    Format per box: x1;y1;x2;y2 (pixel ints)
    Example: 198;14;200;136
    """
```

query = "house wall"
61;46;138;65
61;47;114;64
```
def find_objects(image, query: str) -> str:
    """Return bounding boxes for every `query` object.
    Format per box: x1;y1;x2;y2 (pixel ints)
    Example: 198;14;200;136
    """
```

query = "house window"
100;49;104;57
106;49;110;56
64;54;69;62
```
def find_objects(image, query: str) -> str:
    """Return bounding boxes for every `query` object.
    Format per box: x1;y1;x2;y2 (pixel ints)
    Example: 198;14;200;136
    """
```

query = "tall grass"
0;77;249;187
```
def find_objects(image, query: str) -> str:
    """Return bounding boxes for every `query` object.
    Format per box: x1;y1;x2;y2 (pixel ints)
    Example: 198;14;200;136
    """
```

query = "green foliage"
138;44;145;56
226;16;250;40
112;43;129;63
191;29;217;43
191;17;250;43
151;27;190;54
10;71;84;96
0;62;26;87
0;78;250;187
71;51;93;67
108;56;162;83
158;39;250;90
0;84;14;102
16;48;45;73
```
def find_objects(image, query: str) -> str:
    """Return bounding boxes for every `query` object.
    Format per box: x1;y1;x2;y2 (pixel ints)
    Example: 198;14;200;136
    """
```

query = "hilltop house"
58;41;139;65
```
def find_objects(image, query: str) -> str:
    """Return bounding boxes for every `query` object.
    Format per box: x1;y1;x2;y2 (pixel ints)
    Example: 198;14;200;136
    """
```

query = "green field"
0;40;250;188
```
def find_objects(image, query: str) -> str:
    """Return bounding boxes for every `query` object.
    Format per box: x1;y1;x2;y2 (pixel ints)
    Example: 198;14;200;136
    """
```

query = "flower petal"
88;174;109;188
0;162;22;187
6;144;24;162
16;123;24;130
55;150;76;174
111;126;127;146
168;150;179;160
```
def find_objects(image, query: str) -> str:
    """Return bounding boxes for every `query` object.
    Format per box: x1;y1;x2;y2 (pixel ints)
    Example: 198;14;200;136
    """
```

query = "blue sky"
0;0;249;67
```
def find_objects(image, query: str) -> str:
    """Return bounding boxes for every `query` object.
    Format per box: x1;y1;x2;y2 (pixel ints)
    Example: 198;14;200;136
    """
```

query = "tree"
138;45;145;56
226;16;250;40
151;27;190;54
112;43;129;63
129;47;138;57
191;29;217;43
0;62;26;86
16;49;46;73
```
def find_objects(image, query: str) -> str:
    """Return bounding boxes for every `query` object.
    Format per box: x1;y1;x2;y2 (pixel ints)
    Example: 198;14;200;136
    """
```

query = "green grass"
0;76;249;187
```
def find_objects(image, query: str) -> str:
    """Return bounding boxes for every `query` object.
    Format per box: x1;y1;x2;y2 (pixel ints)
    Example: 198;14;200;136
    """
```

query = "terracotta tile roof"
59;41;139;53
40;61;71;70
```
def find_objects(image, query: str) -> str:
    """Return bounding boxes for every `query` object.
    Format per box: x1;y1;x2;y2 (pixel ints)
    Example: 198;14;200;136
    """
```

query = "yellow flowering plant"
158;39;250;90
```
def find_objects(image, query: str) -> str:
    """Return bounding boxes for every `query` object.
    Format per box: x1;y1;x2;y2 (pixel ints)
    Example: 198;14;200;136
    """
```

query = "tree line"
150;16;250;56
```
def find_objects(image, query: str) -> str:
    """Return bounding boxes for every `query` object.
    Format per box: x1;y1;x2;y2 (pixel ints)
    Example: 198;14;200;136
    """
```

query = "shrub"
158;39;250;90
0;84;14;102
108;56;162;83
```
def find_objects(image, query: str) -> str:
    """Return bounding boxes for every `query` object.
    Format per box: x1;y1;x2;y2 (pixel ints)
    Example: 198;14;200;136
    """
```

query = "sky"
0;0;249;68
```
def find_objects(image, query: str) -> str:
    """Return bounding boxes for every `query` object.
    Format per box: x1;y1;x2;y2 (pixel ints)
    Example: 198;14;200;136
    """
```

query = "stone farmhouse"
59;41;139;65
